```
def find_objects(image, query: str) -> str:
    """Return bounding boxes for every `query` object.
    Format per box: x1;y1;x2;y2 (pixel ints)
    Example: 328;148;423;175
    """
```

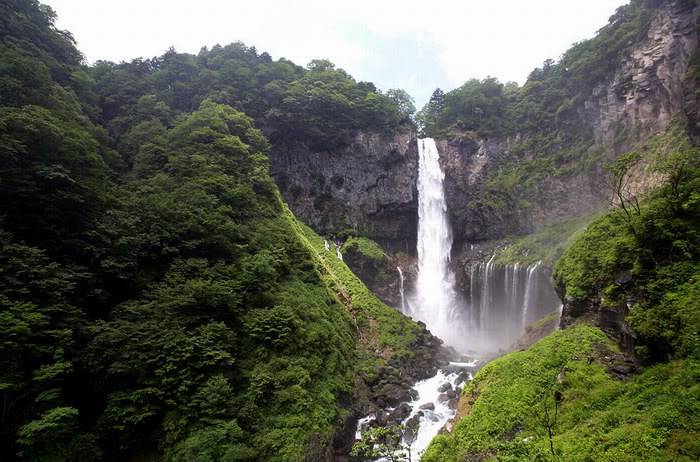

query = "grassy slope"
341;236;387;261
423;325;700;462
285;207;422;379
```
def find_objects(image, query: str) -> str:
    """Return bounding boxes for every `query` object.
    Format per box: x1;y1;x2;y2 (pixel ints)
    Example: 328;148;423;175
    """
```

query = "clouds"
45;0;627;107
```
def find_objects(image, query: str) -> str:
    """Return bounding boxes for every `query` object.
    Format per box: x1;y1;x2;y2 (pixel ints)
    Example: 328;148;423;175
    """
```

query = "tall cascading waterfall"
410;138;470;350
406;138;561;353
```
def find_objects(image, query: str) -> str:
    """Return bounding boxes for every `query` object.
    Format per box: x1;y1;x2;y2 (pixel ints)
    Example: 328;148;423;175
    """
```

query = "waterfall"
412;138;465;349
466;260;559;351
335;243;343;260
324;240;330;251
397;266;406;313
479;253;496;332
407;138;561;353
521;261;541;329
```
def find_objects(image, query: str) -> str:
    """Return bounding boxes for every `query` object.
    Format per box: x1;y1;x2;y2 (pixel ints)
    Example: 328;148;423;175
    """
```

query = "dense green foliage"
423;325;700;462
90;49;407;156
555;127;700;361
0;2;423;460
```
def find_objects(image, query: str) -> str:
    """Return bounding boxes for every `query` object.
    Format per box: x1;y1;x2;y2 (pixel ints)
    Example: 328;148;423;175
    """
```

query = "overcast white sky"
45;0;628;107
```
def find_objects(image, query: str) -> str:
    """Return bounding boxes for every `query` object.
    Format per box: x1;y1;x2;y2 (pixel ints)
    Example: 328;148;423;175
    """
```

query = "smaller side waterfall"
335;243;343;260
521;261;541;329
397;266;406;313
467;260;560;351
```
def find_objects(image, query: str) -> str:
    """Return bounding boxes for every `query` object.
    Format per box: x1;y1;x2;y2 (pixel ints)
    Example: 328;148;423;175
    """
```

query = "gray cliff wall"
439;0;698;245
270;127;418;252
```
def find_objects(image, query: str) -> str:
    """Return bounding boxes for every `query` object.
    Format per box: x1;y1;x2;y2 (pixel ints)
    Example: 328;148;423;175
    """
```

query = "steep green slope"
423;325;700;462
555;126;700;361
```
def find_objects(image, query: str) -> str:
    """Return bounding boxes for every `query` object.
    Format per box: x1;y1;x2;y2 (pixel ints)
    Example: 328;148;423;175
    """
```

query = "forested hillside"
0;1;436;461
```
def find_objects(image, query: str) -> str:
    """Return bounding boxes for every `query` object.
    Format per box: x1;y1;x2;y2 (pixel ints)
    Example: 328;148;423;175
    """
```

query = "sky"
45;0;628;108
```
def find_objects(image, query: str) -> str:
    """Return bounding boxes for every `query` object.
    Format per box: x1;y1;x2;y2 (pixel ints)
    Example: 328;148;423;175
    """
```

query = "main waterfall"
408;138;561;353
411;138;469;350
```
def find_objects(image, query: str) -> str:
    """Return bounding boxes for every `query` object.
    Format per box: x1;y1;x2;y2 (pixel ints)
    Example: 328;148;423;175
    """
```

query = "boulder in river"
419;402;435;411
387;402;412;424
437;382;453;393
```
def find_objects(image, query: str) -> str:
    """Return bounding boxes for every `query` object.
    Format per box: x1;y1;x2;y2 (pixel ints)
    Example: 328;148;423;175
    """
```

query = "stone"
437;382;453;393
419;402;435;411
387;402;412;424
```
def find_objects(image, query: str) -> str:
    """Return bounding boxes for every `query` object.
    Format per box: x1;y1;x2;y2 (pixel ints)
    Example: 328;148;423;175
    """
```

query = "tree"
386;88;416;123
607;150;643;235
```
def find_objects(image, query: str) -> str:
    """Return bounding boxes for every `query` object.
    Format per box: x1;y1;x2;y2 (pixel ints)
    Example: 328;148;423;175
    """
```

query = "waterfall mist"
407;138;561;354
468;259;560;351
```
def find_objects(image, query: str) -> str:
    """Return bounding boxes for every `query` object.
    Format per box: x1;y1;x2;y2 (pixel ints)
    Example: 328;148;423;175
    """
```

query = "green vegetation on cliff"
423;325;700;462
420;0;654;139
342;236;387;261
555;126;700;361
495;213;599;267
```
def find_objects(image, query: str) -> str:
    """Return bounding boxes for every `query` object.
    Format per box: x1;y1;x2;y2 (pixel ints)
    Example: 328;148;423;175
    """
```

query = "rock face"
436;0;698;244
582;0;699;145
270;1;697;253
270;127;418;252
438;134;609;244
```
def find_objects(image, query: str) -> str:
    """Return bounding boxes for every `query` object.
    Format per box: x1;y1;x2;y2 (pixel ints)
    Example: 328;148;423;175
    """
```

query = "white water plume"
411;138;469;350
408;138;561;354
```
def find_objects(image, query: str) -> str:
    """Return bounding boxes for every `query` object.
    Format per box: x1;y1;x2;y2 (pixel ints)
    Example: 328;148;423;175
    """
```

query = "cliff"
270;0;698;259
270;127;419;252
438;0;699;245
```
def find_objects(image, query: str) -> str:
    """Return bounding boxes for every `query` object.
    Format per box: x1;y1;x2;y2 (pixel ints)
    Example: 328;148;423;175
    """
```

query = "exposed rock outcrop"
270;127;419;252
436;0;698;244
332;322;451;460
583;0;699;144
